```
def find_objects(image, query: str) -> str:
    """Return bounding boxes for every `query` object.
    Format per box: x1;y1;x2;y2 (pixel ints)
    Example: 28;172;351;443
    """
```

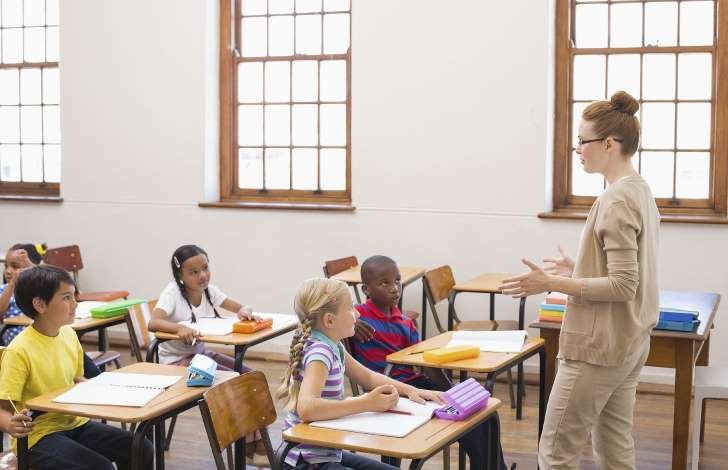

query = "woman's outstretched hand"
543;245;575;277
499;259;553;298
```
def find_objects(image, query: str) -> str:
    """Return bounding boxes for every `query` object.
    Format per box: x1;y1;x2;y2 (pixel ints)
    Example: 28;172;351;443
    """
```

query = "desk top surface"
3;313;127;330
154;313;299;346
530;290;721;341
387;331;544;372
26;362;237;423
452;273;515;294
331;265;425;286
283;398;502;459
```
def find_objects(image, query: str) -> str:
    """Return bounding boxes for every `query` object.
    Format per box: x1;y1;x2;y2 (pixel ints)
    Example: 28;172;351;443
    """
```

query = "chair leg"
113;359;122;369
691;394;703;470
506;368;516;409
226;446;234;469
165;416;177;451
443;445;450;470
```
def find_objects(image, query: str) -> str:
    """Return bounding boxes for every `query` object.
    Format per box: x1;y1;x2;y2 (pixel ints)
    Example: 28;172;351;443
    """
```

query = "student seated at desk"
1;244;44;345
277;278;444;470
0;265;153;470
1;243;102;379
147;244;267;464
349;256;496;470
148;244;260;369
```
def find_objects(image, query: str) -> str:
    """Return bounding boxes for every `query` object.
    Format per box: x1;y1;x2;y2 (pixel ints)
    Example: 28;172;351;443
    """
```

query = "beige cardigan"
559;175;660;367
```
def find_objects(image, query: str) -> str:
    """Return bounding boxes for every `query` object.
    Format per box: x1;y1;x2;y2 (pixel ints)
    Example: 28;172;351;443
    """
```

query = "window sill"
0;195;63;203
539;210;728;224
199;201;356;211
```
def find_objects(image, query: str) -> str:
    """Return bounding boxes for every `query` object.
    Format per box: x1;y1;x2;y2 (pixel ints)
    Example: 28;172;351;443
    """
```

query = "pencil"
6;396;27;427
384;409;413;416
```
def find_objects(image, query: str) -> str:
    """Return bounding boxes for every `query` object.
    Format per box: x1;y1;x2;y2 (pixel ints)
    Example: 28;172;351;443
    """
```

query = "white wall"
3;0;727;383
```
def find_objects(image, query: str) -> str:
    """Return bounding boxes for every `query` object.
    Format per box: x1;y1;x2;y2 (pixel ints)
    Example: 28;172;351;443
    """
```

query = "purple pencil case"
434;378;490;421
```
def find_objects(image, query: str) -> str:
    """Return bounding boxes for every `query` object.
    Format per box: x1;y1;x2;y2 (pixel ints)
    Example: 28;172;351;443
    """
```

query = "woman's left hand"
499;258;553;298
408;389;445;404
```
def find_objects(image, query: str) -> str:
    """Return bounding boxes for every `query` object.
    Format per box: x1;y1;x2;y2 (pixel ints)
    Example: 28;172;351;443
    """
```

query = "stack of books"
655;308;700;332
539;292;567;323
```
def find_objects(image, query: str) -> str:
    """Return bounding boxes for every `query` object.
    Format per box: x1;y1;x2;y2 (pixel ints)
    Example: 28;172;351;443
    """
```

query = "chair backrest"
43;245;84;274
127;300;157;361
322;256;358;278
341;338;361;396
423;266;456;334
200;371;277;469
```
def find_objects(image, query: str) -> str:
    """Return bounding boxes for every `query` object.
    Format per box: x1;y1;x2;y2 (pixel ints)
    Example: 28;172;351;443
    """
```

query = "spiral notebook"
53;372;181;407
310;398;442;437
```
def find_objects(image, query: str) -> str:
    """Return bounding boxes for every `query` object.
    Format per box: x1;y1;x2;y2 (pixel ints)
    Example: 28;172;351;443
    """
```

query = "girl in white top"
148;244;259;370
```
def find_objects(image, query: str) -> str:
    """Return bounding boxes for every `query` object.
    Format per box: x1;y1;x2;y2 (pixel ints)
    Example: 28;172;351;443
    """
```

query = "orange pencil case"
233;318;273;334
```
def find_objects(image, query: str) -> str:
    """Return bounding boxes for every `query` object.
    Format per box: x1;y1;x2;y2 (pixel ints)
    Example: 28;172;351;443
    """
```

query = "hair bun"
610;91;639;115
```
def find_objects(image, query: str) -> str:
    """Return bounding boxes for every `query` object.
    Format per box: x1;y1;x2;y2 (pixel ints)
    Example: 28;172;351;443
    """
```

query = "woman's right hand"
543;245;575;277
177;325;200;345
7;411;33;438
363;385;399;412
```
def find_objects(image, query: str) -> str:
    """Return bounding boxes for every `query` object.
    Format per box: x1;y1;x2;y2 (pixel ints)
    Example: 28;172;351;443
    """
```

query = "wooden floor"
106;348;728;469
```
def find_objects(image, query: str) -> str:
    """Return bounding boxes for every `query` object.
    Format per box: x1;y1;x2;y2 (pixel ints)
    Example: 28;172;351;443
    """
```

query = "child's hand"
237;306;262;322
14;249;33;269
177;325;200;345
408;389;445;405
7;411;34;438
353;319;375;342
364;385;399;412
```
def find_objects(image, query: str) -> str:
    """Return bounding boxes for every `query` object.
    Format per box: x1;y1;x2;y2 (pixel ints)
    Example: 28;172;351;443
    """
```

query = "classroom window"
0;0;60;198
550;0;728;222
218;0;352;207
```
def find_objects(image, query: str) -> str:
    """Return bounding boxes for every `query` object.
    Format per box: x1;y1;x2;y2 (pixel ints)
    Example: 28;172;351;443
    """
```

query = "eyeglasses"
577;136;623;146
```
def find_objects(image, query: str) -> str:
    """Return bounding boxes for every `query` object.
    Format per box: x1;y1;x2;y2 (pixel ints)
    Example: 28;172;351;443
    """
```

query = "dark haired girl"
148;244;258;369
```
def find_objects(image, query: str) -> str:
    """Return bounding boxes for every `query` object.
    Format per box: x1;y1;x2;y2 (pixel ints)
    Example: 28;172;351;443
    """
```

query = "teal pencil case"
89;298;145;318
187;354;217;387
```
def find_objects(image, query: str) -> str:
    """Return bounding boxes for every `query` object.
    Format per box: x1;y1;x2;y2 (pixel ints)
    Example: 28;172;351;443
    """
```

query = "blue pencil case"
186;354;217;387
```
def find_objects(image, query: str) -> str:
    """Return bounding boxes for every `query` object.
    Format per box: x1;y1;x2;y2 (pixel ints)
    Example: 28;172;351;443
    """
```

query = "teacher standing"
500;91;660;470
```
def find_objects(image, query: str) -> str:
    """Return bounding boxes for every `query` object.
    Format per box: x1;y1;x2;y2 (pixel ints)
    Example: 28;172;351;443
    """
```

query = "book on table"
53;372;181;407
659;307;699;323
446;330;527;353
309;398;442;437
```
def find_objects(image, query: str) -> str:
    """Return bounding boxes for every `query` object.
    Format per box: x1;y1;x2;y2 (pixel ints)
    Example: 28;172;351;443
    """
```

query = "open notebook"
310;398;442;438
446;330;527;353
74;301;107;319
179;317;238;336
53;372;181;407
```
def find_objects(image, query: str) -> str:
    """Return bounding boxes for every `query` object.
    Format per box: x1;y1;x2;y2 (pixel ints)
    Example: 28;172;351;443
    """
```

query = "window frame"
0;0;61;200
548;0;728;222
217;0;353;208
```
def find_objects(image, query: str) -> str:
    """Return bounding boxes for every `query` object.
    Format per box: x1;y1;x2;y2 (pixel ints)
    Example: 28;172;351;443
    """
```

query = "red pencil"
384;409;413;416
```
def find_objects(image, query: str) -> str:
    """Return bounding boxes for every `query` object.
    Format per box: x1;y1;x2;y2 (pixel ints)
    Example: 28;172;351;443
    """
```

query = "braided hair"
275;278;350;411
170;244;222;323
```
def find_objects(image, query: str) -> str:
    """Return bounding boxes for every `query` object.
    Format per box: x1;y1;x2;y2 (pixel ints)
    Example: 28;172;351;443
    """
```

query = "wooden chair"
125;300;181;447
322;256;362;303
199;371;277;470
423;266;517;409
43;245;129;302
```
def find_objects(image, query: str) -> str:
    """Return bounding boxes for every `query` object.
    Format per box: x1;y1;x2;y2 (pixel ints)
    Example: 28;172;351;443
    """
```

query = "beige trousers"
538;341;650;470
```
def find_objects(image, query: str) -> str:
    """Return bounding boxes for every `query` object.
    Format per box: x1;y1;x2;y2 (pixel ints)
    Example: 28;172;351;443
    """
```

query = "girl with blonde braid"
277;278;444;470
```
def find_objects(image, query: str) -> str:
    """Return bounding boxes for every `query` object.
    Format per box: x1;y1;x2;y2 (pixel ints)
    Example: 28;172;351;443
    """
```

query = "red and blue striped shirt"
350;299;422;383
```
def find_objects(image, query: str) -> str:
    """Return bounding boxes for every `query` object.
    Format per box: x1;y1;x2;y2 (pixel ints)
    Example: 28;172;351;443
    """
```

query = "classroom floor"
101;346;728;469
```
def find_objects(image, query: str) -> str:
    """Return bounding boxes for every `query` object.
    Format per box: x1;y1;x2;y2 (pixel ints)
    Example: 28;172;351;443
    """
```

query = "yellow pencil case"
423;345;480;364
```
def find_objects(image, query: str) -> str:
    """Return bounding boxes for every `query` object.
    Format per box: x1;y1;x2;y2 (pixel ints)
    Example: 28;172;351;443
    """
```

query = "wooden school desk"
282;398;503;470
331;264;427;321
150;313;298;372
387;331;546;438
3;313;129;352
448;273;528;418
16;362;237;470
530;290;720;470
